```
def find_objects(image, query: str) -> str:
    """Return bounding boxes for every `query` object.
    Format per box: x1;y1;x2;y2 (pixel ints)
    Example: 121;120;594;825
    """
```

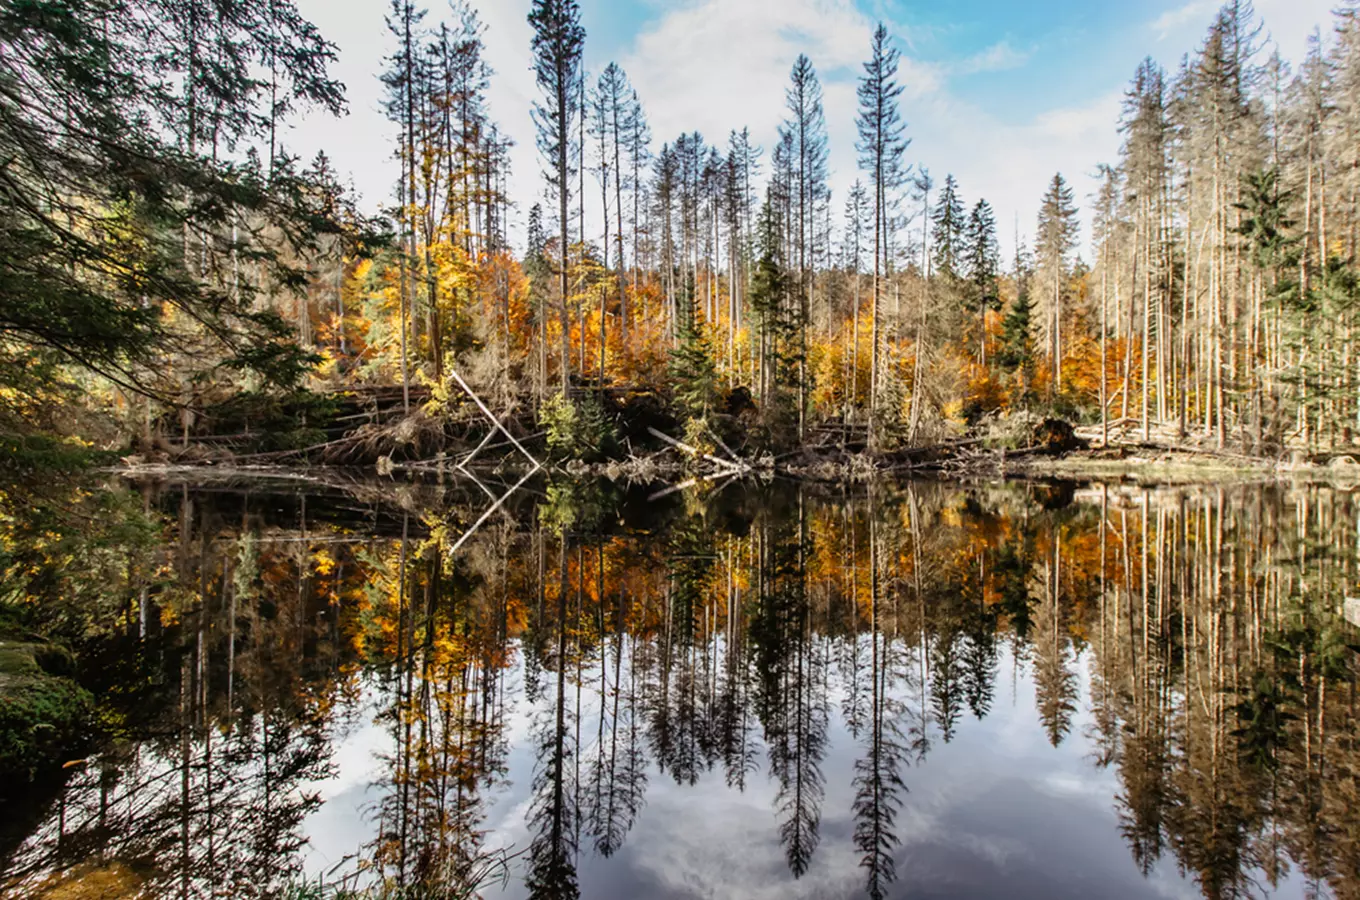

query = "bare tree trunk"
1101;247;1108;446
868;162;882;448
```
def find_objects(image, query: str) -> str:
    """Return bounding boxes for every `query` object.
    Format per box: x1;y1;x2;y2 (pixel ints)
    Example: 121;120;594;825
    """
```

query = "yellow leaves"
312;548;336;576
314;348;343;380
431;234;478;305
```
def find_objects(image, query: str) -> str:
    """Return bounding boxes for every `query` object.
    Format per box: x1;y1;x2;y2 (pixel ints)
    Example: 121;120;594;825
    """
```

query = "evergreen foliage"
670;319;719;422
965;200;1001;313
0;0;347;440
931;175;965;280
998;287;1034;373
541;392;614;462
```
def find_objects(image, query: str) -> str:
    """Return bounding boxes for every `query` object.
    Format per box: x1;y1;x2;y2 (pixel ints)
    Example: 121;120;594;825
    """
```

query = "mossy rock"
0;641;94;785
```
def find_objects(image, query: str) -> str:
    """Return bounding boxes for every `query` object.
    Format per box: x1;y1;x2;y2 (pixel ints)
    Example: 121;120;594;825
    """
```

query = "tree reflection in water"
4;479;1360;899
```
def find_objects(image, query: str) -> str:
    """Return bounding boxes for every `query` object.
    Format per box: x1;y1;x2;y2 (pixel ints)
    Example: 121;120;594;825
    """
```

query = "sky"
287;0;1338;261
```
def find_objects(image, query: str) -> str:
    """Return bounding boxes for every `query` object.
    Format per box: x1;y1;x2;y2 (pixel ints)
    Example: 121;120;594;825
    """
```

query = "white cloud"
288;0;394;206
619;0;884;162
1150;0;1336;61
282;0;1120;259
288;0;541;236
476;0;540;237
287;0;1340;264
1150;0;1219;42
847;57;1119;260
603;0;1128;260
955;39;1031;75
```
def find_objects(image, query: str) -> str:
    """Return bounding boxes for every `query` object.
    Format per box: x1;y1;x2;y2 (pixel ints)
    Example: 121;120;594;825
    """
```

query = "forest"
11;0;1360;474
11;1;1360;897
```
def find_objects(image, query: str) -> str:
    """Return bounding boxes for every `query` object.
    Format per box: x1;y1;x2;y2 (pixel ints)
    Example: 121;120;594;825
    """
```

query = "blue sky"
289;0;1336;259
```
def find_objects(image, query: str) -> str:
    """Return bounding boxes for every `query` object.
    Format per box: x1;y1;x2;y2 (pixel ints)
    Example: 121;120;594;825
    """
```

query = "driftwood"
647;427;750;474
450;370;541;470
705;426;748;468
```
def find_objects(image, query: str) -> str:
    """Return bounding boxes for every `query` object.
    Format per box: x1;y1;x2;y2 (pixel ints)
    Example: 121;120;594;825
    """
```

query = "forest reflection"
4;479;1360;899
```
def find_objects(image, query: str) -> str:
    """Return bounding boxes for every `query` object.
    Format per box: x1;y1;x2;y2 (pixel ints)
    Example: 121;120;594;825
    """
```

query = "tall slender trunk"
599;151;609;394
1101;247;1108;446
398;178;411;413
868;154;882;448
1142;195;1152;440
558;76;571;396
612;101;627;359
404;7;420;393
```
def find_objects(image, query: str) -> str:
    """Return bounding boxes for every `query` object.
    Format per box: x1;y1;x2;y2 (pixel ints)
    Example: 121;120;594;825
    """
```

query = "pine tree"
780;54;829;437
998;285;1035;395
0;0;343;442
931;175;965;280
965;198;1000;365
670;318;719;422
844;181;870;412
1092;164;1122;445
624;89;651;291
1119;57;1171;438
526;203;554;397
1236;166;1296;451
596;63;632;351
381;0;426;410
726;127;762;372
750;194;794;407
528;0;586;395
1034;173;1079;393
856;22;908;447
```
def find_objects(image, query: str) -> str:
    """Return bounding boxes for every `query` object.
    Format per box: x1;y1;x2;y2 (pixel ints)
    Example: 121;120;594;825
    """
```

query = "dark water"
4;476;1360;899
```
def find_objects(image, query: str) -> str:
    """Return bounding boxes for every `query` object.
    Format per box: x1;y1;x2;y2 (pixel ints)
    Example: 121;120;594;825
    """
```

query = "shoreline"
109;443;1360;488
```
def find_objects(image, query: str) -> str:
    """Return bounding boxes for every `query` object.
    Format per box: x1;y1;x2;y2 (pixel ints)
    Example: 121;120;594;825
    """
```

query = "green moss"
0;643;43;678
0;641;94;784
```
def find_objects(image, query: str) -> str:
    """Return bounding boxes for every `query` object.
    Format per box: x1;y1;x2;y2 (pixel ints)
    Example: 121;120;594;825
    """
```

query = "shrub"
541;394;616;462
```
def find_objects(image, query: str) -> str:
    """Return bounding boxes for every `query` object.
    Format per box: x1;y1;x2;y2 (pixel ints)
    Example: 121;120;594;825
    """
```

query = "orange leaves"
963;361;1007;417
474;250;533;357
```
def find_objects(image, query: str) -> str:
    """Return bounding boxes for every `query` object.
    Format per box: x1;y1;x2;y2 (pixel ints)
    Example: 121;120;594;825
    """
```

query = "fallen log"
647;427;750;474
450;370;541;470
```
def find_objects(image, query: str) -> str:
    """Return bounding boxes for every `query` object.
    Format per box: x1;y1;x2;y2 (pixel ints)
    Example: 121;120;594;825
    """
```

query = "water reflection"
4;479;1360;899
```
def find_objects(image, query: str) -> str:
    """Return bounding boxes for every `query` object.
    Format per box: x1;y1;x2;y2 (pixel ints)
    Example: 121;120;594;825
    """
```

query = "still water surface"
4;477;1359;899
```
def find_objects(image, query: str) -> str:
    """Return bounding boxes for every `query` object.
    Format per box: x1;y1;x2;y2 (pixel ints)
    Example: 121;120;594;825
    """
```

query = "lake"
3;474;1357;899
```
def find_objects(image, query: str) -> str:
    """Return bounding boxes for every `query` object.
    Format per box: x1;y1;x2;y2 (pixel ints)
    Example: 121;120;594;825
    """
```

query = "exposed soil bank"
1010;446;1360;486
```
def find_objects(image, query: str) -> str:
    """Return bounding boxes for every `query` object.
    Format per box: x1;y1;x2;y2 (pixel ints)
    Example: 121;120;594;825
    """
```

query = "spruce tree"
965;198;1001;364
855;22;908;446
749;194;794;407
527;0;586;395
780;54;828;437
843;181;869;411
998;288;1034;372
1034;173;1079;392
931;175;965;280
998;240;1036;404
670;319;719;422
